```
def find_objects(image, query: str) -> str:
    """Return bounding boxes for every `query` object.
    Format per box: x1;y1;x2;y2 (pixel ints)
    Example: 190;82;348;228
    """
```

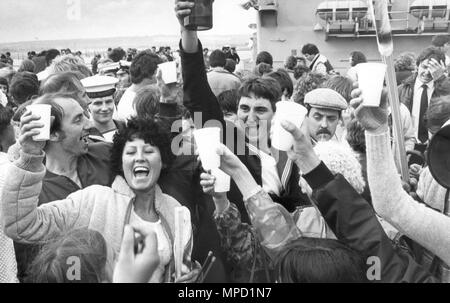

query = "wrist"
295;154;321;175
366;124;389;136
213;195;230;214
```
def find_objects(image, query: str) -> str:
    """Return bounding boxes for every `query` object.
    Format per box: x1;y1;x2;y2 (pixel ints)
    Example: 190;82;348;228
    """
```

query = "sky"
0;0;256;43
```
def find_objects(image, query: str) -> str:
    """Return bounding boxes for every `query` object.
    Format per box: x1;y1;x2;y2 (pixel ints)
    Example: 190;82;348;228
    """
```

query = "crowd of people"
0;0;450;283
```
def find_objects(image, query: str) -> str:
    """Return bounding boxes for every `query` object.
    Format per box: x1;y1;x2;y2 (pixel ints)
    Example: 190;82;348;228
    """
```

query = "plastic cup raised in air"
193;127;221;170
158;61;178;84
26;104;51;142
357;63;387;107
184;0;213;31
211;168;230;193
271;101;308;151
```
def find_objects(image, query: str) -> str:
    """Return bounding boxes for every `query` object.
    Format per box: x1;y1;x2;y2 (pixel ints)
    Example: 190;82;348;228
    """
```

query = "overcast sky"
0;0;256;43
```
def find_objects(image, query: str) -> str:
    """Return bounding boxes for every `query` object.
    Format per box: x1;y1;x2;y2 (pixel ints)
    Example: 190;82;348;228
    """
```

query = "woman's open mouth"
133;166;150;178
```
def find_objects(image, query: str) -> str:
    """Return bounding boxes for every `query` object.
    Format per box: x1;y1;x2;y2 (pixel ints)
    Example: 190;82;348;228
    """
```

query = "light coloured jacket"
207;67;241;97
366;130;450;266
0;153;18;283
1;151;193;282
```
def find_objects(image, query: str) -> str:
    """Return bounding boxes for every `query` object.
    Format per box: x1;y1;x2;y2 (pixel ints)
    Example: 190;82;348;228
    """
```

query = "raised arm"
175;0;226;126
352;89;450;267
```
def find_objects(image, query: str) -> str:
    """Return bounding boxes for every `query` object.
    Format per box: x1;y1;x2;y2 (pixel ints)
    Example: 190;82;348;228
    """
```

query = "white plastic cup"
212;168;231;193
193;127;221;170
26;104;51;142
158;61;178;84
271;101;308;151
356;63;387;107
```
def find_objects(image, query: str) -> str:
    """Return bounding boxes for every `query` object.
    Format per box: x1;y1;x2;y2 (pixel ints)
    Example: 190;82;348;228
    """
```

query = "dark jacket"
398;73;449;113
180;40;310;224
303;162;438;283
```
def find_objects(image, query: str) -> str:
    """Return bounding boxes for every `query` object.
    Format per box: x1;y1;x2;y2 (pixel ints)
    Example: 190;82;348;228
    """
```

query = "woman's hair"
314;140;365;194
275;238;366;283
25;228;107;283
292;72;329;105
394;52;416;72
349;51;367;67
108;47;126;63
111;117;174;178
48;55;92;78
133;86;161;119
18;59;36;73
322;75;354;103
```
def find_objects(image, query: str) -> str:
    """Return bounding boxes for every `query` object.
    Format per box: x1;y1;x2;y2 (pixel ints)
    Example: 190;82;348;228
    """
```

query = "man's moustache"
316;129;331;136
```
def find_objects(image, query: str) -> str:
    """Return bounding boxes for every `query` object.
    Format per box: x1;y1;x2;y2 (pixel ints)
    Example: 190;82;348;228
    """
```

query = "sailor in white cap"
81;75;125;143
304;88;348;143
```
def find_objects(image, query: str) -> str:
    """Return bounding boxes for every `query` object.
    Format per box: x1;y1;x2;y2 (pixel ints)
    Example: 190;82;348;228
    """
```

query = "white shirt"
412;79;434;142
130;212;171;283
258;149;283;197
117;88;137;122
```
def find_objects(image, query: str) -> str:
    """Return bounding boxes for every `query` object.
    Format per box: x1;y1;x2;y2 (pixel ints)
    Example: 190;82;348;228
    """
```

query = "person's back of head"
25;229;108;283
394;52;416;72
285;55;297;71
209;50;226;68
10;71;39;105
45;49;61;67
108;47;126;63
239;76;282;111
224;59;237;73
322;75;354;103
48;55;92;78
267;69;294;99
346;118;366;154
133;85;161;119
301;44;320;56
275;238;366;283
256;51;273;67
254;62;273;77
18;59;36;73
130;50;162;85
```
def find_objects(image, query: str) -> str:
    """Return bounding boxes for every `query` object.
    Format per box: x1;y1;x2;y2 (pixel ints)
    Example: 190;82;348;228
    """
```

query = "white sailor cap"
81;75;119;99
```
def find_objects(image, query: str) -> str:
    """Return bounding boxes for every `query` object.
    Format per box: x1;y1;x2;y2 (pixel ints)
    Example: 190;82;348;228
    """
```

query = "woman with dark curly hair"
1;114;198;283
346;51;367;83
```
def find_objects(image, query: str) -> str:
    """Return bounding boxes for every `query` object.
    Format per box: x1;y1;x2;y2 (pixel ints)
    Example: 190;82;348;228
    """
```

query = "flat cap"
304;88;348;111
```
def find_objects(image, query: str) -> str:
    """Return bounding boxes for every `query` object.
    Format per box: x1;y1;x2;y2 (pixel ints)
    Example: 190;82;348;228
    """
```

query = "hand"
281;120;321;174
215;144;246;178
175;261;201;283
349;87;389;134
113;225;160;283
409;163;423;180
428;58;446;80
174;0;195;28
19;110;46;155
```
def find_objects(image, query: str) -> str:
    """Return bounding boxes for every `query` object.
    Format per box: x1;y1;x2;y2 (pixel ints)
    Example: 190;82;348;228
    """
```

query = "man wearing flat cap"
81;75;125;143
304;88;348;143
